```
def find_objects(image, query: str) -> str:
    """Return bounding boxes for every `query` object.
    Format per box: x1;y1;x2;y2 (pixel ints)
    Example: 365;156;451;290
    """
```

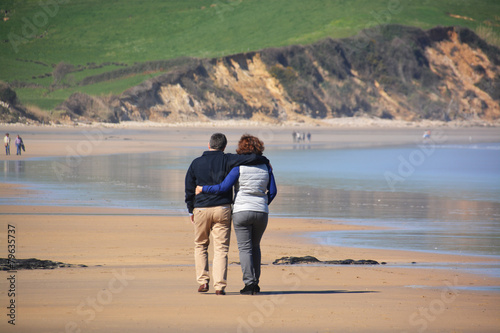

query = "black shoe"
254;284;260;294
240;284;256;295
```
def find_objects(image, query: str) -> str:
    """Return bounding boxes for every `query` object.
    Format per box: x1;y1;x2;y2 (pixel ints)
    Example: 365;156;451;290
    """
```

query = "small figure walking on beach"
15;135;24;155
4;133;10;155
422;130;431;140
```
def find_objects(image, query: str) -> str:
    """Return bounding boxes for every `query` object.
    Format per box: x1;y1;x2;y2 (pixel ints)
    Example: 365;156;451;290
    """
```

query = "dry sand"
0;123;499;332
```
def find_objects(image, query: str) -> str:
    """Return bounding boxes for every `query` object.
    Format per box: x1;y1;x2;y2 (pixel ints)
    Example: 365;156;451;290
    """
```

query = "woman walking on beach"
196;134;277;295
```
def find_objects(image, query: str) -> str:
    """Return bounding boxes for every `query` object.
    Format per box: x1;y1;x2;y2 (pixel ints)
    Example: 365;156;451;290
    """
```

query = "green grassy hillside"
1;0;499;112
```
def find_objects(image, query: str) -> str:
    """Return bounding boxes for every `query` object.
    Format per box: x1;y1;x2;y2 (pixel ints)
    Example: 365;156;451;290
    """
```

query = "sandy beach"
1;123;500;332
1;121;499;160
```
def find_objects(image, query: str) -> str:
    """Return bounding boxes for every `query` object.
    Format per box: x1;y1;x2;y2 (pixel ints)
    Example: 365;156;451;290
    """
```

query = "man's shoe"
215;290;226;295
198;283;209;293
240;284;255;295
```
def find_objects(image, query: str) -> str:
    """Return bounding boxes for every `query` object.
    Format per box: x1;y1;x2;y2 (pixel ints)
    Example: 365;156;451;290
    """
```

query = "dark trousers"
233;211;268;286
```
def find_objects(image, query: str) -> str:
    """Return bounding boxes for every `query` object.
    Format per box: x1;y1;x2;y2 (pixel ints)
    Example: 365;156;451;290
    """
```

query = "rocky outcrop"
0;83;40;124
0;258;86;270
57;25;500;124
58;92;118;123
272;256;381;265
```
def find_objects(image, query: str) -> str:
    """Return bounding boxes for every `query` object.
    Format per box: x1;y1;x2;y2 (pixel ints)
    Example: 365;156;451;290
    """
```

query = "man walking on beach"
4;133;10;155
185;133;268;295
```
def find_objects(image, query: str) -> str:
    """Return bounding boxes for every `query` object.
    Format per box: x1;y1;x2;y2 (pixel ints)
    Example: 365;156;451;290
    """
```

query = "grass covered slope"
0;0;499;113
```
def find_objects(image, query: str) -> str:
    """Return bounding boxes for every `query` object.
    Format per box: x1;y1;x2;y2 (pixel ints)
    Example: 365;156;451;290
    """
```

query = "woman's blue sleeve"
267;169;277;204
203;167;240;194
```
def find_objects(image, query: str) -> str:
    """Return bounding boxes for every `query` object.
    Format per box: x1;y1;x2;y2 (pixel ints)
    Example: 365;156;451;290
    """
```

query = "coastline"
2;114;500;129
1;125;499;332
1;122;499;161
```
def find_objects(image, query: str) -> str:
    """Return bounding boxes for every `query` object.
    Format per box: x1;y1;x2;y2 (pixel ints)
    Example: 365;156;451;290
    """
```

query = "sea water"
1;142;499;258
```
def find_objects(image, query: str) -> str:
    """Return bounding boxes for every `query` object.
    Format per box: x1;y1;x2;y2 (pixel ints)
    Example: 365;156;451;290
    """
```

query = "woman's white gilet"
233;164;269;214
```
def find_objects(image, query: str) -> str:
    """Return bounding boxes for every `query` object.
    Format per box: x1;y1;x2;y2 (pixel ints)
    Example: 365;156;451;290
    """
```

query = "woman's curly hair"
236;134;265;155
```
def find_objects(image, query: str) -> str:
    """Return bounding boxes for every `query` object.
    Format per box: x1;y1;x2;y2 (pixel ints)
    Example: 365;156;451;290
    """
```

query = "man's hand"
190;214;195;224
195;186;203;195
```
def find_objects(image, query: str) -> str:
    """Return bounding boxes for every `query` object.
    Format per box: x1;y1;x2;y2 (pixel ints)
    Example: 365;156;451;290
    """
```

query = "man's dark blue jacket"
185;150;269;214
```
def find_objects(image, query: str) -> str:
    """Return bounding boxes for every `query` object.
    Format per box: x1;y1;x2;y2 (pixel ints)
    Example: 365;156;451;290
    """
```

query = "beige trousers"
193;204;232;291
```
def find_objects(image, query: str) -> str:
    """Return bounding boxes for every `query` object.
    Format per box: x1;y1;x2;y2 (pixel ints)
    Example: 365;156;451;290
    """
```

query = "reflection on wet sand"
1;145;499;256
274;184;500;223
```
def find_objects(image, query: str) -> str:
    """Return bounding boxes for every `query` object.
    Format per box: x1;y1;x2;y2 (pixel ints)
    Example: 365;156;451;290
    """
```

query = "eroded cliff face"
210;55;300;122
426;30;499;121
59;25;500;124
114;54;306;123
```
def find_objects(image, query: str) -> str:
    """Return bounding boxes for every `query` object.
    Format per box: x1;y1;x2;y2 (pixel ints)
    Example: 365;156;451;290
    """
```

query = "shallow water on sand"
1;142;499;258
270;142;500;257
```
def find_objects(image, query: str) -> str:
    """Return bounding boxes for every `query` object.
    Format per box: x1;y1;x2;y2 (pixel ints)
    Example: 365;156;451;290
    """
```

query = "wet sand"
1;123;499;160
0;205;499;333
1;124;500;332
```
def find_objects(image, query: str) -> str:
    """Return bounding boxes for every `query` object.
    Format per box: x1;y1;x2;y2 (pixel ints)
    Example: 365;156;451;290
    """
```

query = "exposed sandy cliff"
55;25;500;124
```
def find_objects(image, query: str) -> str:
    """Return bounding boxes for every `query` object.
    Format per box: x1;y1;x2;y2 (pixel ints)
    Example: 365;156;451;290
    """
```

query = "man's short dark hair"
209;133;227;151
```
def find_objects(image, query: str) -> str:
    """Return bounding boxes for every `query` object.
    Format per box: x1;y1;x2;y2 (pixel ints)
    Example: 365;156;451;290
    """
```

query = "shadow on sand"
259;290;379;295
219;290;379;296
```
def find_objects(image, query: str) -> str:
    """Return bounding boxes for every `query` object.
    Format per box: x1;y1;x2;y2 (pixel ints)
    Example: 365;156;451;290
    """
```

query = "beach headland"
0;123;499;332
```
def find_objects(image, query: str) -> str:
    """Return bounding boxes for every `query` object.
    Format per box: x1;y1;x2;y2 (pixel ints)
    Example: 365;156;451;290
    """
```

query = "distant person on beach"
307;132;311;142
196;134;277;295
15;135;24;155
296;131;301;143
423;130;431;140
185;133;269;296
4;133;10;155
